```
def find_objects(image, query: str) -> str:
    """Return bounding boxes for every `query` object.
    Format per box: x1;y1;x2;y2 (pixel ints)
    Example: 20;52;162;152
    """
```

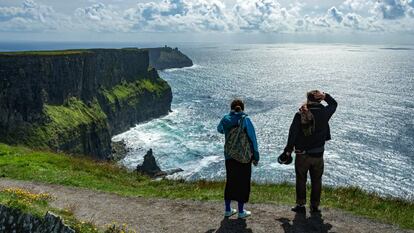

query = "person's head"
231;99;244;112
307;90;323;103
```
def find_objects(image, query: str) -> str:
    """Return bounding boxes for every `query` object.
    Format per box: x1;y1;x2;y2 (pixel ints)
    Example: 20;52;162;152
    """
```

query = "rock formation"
0;205;75;233
136;149;183;178
147;46;193;70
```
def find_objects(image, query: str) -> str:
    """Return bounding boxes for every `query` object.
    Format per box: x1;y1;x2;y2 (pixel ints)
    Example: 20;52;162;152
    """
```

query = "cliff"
0;205;75;233
147;46;193;70
0;48;172;159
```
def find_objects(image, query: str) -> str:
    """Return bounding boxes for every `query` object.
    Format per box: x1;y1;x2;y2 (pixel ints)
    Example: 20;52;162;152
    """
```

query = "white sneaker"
238;210;251;219
224;208;237;217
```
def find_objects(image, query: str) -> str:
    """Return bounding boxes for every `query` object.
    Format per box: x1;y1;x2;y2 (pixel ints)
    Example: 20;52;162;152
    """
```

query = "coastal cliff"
0;48;172;159
148;46;193;70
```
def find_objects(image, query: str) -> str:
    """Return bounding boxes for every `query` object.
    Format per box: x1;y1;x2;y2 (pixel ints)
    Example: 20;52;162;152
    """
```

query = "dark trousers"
295;154;324;207
224;159;252;203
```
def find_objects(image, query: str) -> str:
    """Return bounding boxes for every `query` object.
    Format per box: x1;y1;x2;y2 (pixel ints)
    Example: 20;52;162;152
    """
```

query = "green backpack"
224;115;253;163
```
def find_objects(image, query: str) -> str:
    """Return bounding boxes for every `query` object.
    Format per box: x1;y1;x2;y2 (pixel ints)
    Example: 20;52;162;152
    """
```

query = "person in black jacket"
284;90;337;213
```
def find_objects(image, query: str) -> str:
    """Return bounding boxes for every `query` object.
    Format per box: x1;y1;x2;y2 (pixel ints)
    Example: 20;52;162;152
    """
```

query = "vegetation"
0;187;99;233
0;50;90;56
0;48;147;57
100;78;170;109
20;97;107;152
0;143;413;229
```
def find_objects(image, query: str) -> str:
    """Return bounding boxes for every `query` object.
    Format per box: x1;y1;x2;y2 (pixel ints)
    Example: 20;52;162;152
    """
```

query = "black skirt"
224;158;252;203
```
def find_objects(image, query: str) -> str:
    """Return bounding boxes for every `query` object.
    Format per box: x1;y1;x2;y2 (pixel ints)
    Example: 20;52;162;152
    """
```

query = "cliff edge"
0;48;172;159
147;46;193;70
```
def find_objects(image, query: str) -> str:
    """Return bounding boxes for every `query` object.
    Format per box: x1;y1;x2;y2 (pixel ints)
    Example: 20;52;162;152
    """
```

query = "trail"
0;178;411;233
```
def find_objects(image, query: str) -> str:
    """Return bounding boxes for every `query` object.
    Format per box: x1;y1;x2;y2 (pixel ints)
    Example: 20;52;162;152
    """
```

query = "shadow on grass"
277;212;334;233
205;218;253;233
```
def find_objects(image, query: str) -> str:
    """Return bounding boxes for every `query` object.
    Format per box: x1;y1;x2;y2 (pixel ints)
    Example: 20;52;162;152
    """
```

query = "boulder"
136;149;183;178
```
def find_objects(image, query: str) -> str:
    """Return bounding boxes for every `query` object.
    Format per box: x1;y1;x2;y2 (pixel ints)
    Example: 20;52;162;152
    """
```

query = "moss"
100;78;170;110
21;97;107;151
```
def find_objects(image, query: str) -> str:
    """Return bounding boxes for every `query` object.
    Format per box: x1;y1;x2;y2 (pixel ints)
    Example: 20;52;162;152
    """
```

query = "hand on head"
313;90;326;101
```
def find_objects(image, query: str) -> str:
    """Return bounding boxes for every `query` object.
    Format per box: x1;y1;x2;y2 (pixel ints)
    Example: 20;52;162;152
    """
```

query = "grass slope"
0;143;412;229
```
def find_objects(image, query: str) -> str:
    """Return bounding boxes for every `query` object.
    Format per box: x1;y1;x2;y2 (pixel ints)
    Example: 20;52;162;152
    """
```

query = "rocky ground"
0;178;412;233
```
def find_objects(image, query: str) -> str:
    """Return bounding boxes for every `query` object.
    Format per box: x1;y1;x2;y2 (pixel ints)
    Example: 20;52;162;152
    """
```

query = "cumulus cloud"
1;0;414;34
74;3;130;32
233;0;286;32
0;0;69;32
123;0;235;32
376;0;407;19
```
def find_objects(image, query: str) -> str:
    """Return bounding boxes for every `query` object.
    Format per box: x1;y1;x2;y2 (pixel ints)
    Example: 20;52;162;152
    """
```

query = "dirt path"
0;178;411;233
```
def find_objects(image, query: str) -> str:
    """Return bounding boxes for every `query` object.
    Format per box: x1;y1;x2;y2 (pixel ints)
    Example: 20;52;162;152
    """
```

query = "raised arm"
324;93;337;120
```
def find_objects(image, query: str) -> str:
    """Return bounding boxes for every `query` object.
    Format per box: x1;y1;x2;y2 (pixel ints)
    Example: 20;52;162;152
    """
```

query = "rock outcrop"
0;48;172;159
0;205;75;233
147;46;193;70
136;149;183;178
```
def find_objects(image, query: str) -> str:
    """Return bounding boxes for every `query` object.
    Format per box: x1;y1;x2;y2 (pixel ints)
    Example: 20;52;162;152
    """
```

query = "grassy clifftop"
0;143;413;229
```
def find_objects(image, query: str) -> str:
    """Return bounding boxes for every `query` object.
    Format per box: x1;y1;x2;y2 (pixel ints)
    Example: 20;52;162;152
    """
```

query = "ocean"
1;42;413;200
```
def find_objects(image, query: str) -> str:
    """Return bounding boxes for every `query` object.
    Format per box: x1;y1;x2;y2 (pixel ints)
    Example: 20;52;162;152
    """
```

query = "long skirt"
224;158;252;203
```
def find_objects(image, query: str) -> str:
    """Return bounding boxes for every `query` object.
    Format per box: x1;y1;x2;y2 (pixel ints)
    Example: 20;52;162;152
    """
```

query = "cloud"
232;0;301;32
124;0;235;32
74;3;130;32
376;0;407;19
0;0;69;32
0;0;414;35
327;7;343;23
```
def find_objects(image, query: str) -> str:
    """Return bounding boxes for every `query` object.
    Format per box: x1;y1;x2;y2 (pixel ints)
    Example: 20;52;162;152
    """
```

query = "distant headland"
147;46;193;70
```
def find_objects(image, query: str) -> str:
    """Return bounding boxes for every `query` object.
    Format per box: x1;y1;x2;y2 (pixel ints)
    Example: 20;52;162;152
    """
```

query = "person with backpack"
283;90;337;213
217;99;260;219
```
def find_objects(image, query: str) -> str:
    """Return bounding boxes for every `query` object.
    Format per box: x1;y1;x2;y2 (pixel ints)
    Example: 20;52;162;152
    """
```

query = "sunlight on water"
113;44;414;200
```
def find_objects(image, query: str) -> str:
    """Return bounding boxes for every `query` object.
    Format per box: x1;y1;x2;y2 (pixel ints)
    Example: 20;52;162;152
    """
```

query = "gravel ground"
0;178;412;233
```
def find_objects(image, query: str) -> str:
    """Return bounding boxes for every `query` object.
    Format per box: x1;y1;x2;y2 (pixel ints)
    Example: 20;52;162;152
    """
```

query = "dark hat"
278;152;293;165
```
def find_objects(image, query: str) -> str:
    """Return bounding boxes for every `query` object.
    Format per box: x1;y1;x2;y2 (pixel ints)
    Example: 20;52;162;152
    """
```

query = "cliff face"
0;49;172;159
0;205;75;233
148;46;193;70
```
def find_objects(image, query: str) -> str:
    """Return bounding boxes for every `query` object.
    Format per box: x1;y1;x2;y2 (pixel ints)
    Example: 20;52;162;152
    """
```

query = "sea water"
1;42;413;200
113;44;414;200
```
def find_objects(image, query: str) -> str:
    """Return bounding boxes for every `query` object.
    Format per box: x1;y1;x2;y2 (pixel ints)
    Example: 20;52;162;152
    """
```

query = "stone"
136;149;183;178
0;205;75;233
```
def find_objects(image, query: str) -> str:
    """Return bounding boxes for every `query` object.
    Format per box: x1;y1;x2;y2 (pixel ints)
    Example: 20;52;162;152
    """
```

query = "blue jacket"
217;111;260;161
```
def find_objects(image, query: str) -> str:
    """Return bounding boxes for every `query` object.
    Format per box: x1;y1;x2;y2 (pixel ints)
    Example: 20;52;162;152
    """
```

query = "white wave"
167;155;223;179
161;64;202;72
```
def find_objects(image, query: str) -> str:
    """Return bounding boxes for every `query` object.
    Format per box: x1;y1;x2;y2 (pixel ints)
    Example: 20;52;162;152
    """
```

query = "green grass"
0;188;99;233
20;97;107;152
0;143;413;229
0;50;89;56
100;78;170;108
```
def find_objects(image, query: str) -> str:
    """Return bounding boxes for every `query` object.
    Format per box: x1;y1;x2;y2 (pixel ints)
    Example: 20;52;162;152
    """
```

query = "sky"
0;0;413;43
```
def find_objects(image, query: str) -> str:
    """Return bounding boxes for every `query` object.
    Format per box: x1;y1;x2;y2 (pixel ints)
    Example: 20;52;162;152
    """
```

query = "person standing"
283;90;337;213
217;99;260;219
